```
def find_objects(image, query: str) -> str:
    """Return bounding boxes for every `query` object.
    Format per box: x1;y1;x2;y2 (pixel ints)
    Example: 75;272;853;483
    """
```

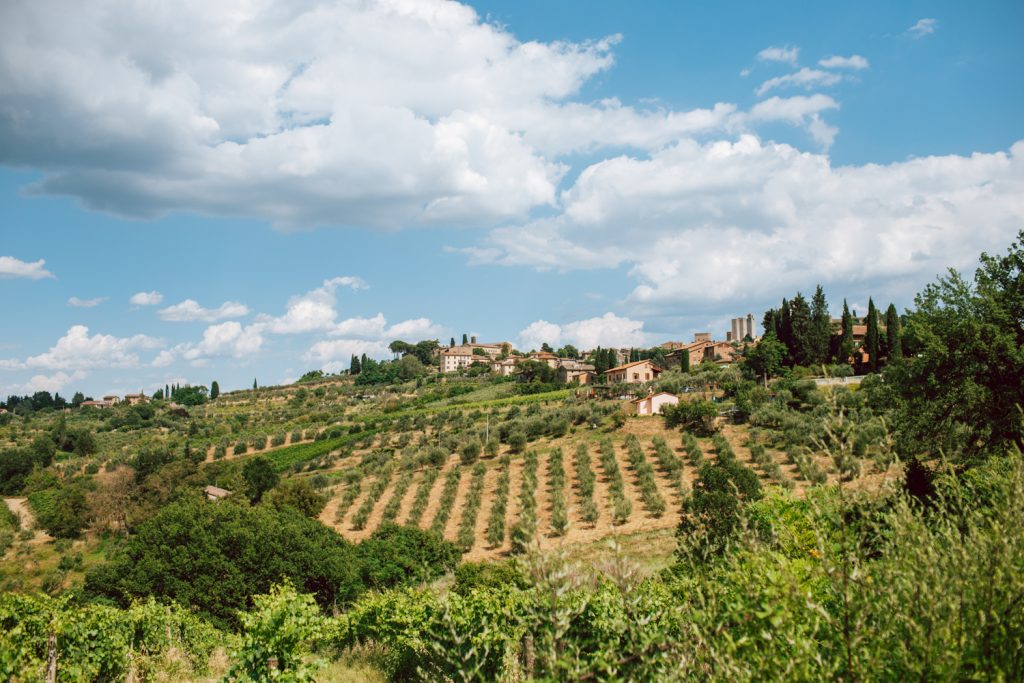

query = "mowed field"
317;418;863;562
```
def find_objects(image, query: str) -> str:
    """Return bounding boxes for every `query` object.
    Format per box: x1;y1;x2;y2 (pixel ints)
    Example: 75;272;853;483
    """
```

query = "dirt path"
346;468;396;542
3;497;51;545
465;461;500;555
420;457;460;533
443;460;477;541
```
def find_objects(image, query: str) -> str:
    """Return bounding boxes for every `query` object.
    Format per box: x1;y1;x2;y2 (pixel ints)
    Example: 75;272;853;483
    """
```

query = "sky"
1;0;1022;398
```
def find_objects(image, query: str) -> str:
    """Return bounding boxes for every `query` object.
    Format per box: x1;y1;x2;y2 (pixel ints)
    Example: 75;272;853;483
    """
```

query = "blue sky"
1;0;1022;398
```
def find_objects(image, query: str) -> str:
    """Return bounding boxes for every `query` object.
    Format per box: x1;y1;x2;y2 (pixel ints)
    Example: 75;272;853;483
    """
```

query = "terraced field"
318;420;843;561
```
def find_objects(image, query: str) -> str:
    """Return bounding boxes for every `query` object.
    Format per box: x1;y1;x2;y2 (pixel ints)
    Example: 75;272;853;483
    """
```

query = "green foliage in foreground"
4;453;1022;680
0;594;219;682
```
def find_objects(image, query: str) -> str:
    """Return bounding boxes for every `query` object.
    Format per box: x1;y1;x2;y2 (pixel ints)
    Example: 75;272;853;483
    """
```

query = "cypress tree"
606;348;618;370
839;299;855;362
788;293;813;367
680;347;691;373
885;303;902;362
360;353;369;371
462;333;469;345
450;337;456;348
210;381;220;400
810;285;831;366
350;354;361;375
253;378;258;391
865;298;880;373
778;298;793;363
594;346;608;375
762;309;777;338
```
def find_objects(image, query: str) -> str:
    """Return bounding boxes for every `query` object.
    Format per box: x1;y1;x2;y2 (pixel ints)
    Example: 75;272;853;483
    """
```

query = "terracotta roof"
608;359;664;373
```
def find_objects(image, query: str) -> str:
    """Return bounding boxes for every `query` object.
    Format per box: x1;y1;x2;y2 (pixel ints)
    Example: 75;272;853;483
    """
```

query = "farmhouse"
124;393;149;405
527;351;560;368
606;359;662;384
102;394;120;405
625;391;679;416
440;346;475;373
81;400;111;409
441;338;513;372
557;360;596;385
490;357;520;376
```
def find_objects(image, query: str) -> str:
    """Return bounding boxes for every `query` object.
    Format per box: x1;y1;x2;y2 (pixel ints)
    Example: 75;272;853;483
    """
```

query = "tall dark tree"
788;293;813;366
242;456;278;503
252;378;258;390
462;333;469;345
839;299;855;362
450;337;456;348
350;354;361;375
778;298;793;361
680;347;691;373
865;298;880;373
810;285;832;366
593;346;608;374
885;303;902;361
606;348;619;370
210;381;220;400
71;391;85;408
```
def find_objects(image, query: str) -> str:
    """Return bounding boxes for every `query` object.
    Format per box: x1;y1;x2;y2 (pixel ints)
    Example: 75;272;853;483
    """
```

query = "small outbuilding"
204;485;231;501
625;391;679;416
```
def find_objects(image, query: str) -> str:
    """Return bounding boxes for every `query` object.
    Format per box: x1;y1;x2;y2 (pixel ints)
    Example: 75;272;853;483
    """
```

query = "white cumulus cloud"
25;325;163;370
158;299;250;322
757;45;800;65
130;291;163;306
260;276;367;334
518;314;648;351
757;68;842;96
179;321;264;363
470;138;1024;314
818;54;869;69
9;370;87;395
0;256;55;279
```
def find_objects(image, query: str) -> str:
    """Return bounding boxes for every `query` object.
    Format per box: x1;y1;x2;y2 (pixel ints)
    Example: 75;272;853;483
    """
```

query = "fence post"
45;628;57;683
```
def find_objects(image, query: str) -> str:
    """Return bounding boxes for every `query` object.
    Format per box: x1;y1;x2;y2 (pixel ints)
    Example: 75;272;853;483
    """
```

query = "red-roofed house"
606;359;662;384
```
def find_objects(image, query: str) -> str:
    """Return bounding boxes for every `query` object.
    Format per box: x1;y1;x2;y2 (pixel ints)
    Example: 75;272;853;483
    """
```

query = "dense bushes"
84;498;458;632
662;399;719;435
84;498;362;629
679;457;763;556
355;523;459;592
